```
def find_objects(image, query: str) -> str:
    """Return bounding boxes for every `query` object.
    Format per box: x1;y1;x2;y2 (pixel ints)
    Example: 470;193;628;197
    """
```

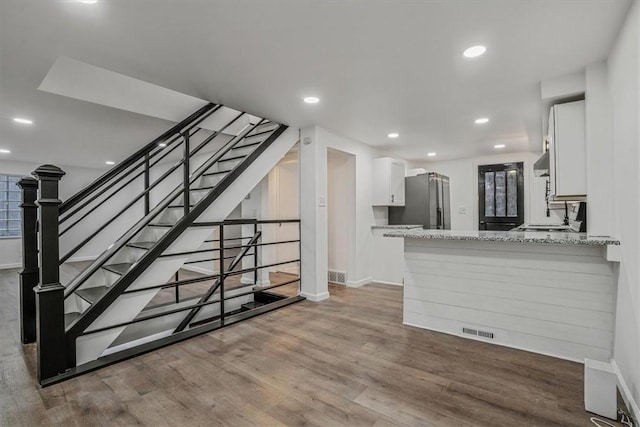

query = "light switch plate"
318;196;326;207
459;207;467;214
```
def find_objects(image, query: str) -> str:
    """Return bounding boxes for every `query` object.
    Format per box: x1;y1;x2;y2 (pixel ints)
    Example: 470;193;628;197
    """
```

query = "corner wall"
608;0;640;415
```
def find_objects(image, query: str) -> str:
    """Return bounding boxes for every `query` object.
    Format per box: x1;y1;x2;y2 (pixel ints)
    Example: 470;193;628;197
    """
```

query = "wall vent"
478;330;495;339
328;270;347;285
462;327;494;339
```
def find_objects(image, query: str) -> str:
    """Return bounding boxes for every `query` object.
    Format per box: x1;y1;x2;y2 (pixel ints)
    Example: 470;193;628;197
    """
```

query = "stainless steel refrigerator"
389;173;451;229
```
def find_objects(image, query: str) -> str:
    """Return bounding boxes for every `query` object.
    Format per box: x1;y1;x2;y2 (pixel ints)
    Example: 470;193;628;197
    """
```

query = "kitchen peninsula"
385;229;620;362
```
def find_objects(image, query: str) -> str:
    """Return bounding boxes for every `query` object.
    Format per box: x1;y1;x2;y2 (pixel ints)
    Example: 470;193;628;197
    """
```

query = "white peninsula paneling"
402;239;616;362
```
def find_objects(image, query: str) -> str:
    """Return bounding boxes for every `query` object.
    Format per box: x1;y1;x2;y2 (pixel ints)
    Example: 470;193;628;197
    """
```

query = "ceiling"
0;0;631;167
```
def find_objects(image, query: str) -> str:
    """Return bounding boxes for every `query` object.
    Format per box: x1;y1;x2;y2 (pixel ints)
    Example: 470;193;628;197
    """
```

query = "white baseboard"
346;276;372;288
0;262;21;270
240;277;271;287
182;265;215;275
611;359;640;421
277;266;299;275
300;291;330;302
370;279;403;287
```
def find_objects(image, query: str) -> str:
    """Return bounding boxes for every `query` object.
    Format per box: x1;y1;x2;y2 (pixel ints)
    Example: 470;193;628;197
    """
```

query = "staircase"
18;103;304;385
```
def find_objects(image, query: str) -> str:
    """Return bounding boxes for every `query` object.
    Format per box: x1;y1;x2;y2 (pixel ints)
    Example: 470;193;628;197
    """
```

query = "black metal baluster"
253;222;258;285
175;271;180;303
183;132;190;217
32;165;67;383
219;225;225;325
144;153;150;215
17;177;39;344
298;220;302;294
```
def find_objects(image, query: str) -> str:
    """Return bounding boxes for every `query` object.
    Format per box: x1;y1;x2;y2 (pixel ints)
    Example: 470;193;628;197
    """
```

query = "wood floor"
0;267;621;426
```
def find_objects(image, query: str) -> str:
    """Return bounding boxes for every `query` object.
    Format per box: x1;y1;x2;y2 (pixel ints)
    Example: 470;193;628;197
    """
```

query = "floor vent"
328;270;347;284
462;327;494;339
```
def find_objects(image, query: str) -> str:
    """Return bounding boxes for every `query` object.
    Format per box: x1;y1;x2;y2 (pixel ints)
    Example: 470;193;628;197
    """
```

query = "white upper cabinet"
372;157;406;206
548;100;587;198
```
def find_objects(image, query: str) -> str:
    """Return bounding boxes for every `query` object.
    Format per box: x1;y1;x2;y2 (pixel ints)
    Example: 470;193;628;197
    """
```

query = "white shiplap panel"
404;247;612;276
404;275;614;312
405;259;613;291
402;239;616;362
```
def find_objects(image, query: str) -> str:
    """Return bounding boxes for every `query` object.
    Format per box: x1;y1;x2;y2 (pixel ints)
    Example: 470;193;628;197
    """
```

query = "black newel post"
17;177;39;344
32;165;67;383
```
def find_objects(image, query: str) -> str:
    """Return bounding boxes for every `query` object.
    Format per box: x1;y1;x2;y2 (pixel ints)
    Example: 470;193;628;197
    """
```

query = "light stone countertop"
371;224;423;230
383;229;620;246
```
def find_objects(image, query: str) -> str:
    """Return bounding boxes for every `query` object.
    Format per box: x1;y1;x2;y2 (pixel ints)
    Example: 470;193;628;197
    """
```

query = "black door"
478;162;524;231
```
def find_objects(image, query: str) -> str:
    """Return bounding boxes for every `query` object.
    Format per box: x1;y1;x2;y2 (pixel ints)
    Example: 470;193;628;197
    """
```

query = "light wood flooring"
0;265;624;426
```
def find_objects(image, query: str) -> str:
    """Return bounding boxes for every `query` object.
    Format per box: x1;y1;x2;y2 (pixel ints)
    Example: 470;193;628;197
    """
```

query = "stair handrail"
65;124;288;350
59;103;217;216
58;110;248;264
62;118;275;297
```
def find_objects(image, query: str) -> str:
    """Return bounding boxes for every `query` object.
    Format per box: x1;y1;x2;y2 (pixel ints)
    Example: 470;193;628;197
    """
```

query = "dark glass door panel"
478;162;524;231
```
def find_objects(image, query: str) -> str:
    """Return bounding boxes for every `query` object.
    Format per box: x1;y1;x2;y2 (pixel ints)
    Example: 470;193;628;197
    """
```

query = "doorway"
478;162;524;231
327;148;356;286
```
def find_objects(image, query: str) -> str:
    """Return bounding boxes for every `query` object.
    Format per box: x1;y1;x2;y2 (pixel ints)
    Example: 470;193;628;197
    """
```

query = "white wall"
0;159;104;269
416;152;563;231
327;149;354;275
607;0;640;415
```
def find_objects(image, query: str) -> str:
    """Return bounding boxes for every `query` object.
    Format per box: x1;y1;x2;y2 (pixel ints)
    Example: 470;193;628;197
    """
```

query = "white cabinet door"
550;100;586;198
390;161;405;205
372;158;406;206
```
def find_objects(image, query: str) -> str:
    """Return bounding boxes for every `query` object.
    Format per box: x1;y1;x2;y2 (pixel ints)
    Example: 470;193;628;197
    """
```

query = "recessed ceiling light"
0;149;11;154
494;144;506;149
303;96;319;104
77;0;98;4
158;143;167;147
475;117;490;124
387;133;399;139
463;45;487;58
105;161;115;165
13;118;33;125
427;152;437;157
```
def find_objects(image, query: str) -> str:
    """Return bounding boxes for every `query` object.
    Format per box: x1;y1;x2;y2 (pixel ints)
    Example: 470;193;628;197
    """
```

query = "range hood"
533;151;549;177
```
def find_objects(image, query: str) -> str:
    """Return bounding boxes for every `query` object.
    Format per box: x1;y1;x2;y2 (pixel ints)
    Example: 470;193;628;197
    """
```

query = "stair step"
203;170;232;177
76;286;109;304
231;141;261;151
241;301;265;311
102;262;133;275
218;154;246;163
64;311;81;328
167;205;194;209
245;128;275;139
126;241;156;250
148;223;174;228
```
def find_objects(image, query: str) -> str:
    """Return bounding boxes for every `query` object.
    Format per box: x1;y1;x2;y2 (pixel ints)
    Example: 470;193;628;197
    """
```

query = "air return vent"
462;327;494;339
328;270;346;284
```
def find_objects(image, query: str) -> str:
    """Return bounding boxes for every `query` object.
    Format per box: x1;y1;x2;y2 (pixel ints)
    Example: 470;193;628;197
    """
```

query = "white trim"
0;262;21;270
370;279;403;287
611;358;640;421
346;276;372;288
300;291;330;302
182;265;215;275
